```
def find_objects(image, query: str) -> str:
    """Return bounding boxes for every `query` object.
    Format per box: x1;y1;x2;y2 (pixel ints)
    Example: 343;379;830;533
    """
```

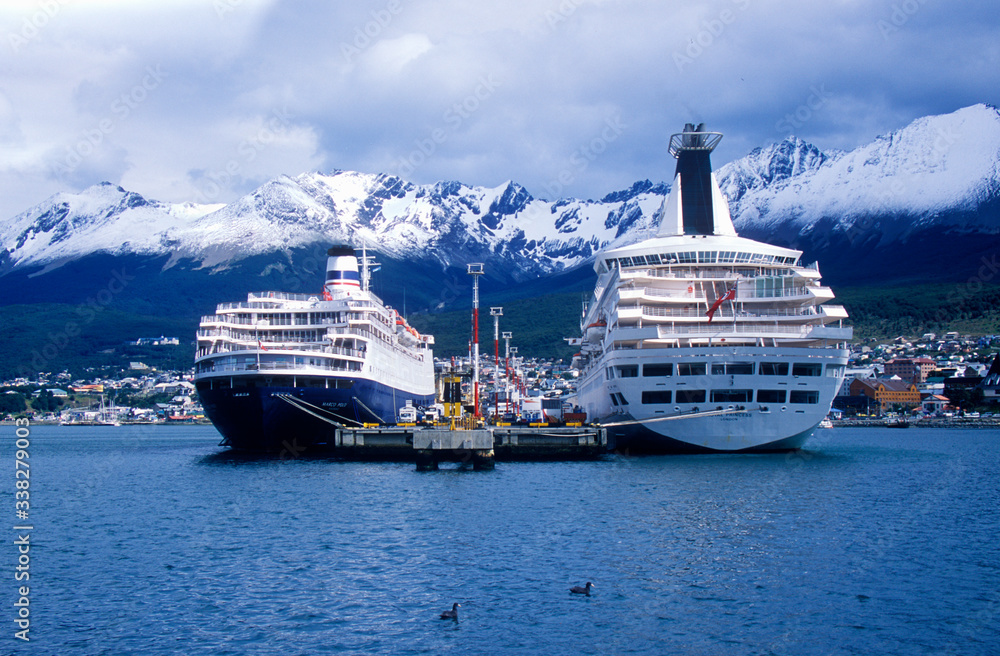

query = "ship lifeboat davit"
585;319;607;344
394;311;420;347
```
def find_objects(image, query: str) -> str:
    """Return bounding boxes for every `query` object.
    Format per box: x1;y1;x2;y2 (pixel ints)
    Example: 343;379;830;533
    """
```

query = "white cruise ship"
570;125;852;453
194;246;435;451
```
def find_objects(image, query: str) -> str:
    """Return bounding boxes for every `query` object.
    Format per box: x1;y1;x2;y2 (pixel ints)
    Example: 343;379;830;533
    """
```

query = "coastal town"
3;330;1000;427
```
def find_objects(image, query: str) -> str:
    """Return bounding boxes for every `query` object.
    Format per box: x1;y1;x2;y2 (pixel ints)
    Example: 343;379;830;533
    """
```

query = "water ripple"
4;425;999;655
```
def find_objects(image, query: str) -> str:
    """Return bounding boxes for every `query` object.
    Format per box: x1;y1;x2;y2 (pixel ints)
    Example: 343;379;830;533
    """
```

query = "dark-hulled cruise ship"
194;246;435;450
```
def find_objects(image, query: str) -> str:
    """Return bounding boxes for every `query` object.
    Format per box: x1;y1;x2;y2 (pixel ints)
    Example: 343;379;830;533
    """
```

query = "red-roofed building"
922;395;951;414
849;377;921;411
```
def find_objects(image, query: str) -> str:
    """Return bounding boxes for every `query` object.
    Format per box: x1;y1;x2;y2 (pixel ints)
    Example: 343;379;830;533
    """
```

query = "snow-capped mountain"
721;104;1000;238
719;104;1000;284
2;103;999;304
0;172;666;283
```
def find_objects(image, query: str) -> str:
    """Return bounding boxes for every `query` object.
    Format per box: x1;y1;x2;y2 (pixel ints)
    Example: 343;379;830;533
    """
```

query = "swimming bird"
570;582;595;596
440;603;460;620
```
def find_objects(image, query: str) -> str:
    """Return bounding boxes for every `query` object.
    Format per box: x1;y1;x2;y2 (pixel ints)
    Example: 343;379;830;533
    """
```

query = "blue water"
2;425;998;655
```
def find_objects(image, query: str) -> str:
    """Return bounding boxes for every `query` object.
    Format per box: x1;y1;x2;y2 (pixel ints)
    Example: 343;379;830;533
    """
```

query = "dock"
320;425;607;468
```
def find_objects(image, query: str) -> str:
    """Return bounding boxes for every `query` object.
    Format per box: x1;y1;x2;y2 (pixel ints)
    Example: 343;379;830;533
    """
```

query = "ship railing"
622;269;749;280
737;286;825;300
247;291;321;302
651;323;825;337
197;330;328;344
196;361;360;375
214;295;380;311
201;316;352;328
196;342;366;358
201;314;264;325
621;267;803;281
215;301;290;311
620;288;706;301
620;284;815;301
633;306;820;319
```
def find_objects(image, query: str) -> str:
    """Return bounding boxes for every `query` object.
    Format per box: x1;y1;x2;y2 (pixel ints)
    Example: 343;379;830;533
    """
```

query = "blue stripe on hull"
199;380;434;451
604;420;815;454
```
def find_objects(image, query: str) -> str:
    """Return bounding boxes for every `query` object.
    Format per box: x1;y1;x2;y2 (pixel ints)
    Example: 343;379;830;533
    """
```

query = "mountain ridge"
2;103;999;299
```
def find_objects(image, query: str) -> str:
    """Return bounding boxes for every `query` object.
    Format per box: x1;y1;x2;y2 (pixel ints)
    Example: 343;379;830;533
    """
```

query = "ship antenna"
361;244;369;292
358;244;381;293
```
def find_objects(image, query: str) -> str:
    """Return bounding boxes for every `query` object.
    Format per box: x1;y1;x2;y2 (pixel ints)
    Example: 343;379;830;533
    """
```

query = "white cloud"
0;0;996;218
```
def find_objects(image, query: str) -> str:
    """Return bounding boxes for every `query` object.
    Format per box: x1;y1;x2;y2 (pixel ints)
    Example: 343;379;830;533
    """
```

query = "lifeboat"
585;318;607;343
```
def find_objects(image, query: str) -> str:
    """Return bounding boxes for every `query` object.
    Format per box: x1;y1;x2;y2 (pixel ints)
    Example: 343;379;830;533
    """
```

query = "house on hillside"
922;395;952;414
978;353;1000;402
849;377;921;412
883;357;937;384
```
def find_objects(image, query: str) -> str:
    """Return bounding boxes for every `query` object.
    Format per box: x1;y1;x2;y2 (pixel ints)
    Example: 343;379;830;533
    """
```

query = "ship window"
711;389;752;403
677;363;706;376
615;392;629;405
676;390;706;404
826;365;845;377
631;255;647;265
718;251;736;263
711;362;755;375
616;365;638;378
643;363;673;377
661;253;679;264
618;257;633;267
606;366;615;380
757;389;786;403
698;251;717;264
646;253;662;264
610;394;619;406
641;391;673;404
759;362;789;376
735;252;751;263
790;390;820;404
677;252;697;264
792;363;822;377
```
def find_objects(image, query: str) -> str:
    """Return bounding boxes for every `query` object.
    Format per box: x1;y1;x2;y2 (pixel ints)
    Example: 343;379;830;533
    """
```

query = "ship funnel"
655;123;736;238
325;245;360;289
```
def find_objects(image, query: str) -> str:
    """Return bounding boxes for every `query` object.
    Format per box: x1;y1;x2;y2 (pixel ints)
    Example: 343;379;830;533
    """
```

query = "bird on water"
440;603;460;620
570;582;595;596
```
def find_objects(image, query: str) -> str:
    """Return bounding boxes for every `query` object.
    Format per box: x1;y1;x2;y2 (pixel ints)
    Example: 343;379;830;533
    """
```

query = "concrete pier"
317;425;606;467
412;429;495;470
492;426;607;460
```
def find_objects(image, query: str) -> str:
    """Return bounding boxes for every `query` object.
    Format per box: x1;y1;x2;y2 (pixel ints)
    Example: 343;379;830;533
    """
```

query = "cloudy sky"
0;0;997;219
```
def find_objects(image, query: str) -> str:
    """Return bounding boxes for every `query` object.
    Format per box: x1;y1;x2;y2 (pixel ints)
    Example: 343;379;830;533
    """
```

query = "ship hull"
601;415;817;454
197;379;434;452
577;345;848;454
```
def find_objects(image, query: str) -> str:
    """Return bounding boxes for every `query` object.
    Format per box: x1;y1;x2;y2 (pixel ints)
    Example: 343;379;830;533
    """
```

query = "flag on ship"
706;287;736;323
